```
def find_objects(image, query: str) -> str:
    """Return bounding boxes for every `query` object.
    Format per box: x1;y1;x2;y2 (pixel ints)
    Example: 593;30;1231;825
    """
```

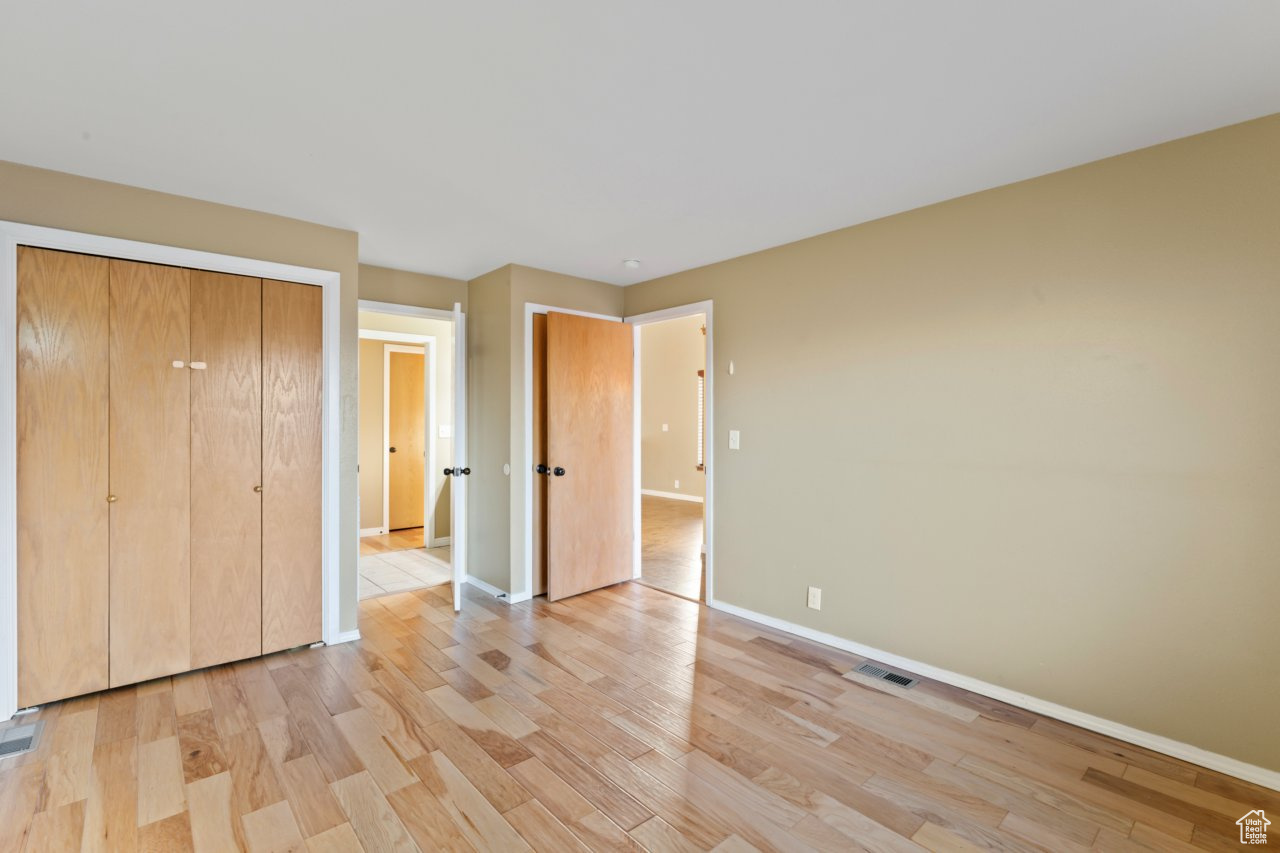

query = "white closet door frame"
0;220;347;720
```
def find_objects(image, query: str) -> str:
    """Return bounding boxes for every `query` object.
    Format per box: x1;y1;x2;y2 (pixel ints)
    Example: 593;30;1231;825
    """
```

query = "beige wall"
0;159;363;634
462;264;625;594
465;266;514;590
359;263;467;311
640;315;706;498
624;114;1280;771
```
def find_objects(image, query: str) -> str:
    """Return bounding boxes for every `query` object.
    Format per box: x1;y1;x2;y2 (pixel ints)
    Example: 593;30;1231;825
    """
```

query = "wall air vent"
852;662;919;689
0;720;44;759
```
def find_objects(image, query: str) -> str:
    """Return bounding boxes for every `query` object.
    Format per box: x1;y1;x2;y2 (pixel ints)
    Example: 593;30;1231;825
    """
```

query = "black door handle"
443;467;454;476
460;467;471;475
553;467;565;477
389;447;397;453
536;464;550;476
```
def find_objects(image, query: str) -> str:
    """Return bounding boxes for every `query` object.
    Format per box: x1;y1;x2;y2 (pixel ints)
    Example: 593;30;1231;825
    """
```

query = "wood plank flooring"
1;582;1273;851
639;496;704;601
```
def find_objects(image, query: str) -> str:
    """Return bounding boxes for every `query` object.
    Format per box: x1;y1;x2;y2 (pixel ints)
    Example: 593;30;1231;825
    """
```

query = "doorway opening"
634;313;707;600
357;305;456;599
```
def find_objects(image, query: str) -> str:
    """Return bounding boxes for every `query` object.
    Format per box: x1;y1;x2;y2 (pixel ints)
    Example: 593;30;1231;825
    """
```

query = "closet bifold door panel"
16;248;111;708
546;311;634;601
190;271;263;669
261;279;323;653
109;259;193;687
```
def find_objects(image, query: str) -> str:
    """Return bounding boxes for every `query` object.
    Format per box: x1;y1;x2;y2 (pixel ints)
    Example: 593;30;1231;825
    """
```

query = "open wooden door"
387;348;426;531
451;302;467;611
546;311;633;601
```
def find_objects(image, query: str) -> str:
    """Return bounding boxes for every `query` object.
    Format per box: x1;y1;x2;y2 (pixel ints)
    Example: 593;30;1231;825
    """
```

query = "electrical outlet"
674;479;680;489
728;429;740;450
807;586;822;610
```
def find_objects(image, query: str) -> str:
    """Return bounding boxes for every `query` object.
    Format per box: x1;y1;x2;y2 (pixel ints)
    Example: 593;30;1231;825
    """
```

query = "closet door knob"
106;495;118;503
253;485;263;493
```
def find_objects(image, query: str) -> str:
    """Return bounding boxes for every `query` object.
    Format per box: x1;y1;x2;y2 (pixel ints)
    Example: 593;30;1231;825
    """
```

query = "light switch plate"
728;430;740;450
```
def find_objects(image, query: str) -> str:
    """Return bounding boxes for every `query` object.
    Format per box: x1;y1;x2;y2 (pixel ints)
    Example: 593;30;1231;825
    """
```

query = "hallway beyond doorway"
638;494;703;600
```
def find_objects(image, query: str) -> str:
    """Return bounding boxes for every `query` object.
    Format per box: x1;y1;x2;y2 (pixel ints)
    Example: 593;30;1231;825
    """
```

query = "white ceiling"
2;3;1278;285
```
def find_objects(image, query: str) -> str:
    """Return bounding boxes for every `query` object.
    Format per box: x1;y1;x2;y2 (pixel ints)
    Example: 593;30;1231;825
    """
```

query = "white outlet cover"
674;480;680;489
728;429;740;450
807;586;822;610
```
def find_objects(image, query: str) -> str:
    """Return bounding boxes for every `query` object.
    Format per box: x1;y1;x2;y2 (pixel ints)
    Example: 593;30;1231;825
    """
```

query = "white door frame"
626;301;715;604
380;340;435;544
519;303;625;601
0;220;347;721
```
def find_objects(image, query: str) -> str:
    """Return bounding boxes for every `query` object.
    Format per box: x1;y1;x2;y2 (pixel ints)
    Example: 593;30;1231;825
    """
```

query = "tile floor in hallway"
359;546;452;600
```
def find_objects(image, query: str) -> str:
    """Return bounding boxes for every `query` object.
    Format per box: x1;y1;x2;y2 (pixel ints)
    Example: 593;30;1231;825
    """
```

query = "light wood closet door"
190;271;263;668
546;311;634;601
109;259;192;686
262;279;323;653
388;349;425;531
17;247;111;707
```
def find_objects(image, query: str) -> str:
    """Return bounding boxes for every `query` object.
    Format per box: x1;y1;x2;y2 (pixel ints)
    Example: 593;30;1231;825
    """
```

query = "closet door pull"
172;360;185;368
106;495;118;503
253;485;263;493
189;361;207;370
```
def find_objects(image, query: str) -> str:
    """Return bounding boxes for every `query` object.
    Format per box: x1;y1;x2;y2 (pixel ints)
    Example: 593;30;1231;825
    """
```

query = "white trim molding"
464;574;510;599
358;299;455;321
359;527;387;537
627;301;714;597
327;629;362;645
641;488;704;504
706;597;1280;792
0;219;345;722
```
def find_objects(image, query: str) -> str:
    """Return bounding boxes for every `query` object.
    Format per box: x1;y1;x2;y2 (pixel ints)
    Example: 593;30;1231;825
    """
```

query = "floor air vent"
852;662;919;689
0;720;44;760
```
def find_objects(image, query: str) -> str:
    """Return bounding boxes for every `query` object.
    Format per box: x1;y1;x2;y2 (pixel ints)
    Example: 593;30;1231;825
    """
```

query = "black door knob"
553;467;566;477
460;467;471;475
389;447;397;453
443;467;454;476
536;464;550;476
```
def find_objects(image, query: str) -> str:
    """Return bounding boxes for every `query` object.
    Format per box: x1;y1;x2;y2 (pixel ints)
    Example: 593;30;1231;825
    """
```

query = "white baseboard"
464;575;510;600
508;591;532;604
641;489;704;503
431;536;452;547
706;597;1280;792
359;527;386;537
326;629;361;645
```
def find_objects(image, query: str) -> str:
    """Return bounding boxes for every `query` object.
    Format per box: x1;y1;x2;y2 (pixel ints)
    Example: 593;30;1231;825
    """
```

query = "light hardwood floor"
639;495;704;601
360;528;429;557
1;582;1273;851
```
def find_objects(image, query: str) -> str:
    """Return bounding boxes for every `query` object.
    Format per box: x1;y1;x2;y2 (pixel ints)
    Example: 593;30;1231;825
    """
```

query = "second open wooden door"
545;311;634;601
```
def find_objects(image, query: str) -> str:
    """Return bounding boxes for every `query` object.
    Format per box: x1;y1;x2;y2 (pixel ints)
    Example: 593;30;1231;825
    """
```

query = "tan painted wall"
462;264;625;594
0;159;363;633
623;114;1280;771
465;266;514;589
356;314;455;541
640;315;706;498
359;263;467;311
